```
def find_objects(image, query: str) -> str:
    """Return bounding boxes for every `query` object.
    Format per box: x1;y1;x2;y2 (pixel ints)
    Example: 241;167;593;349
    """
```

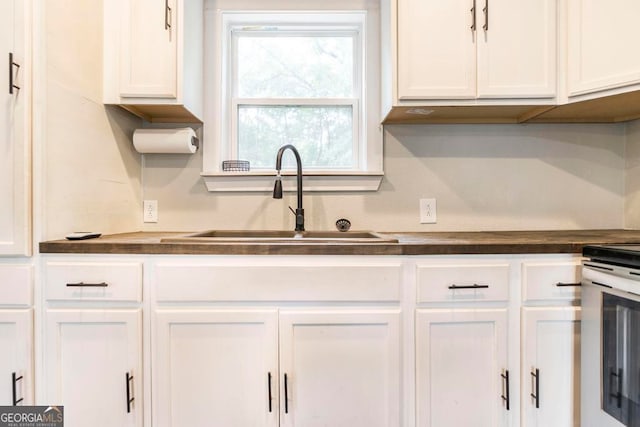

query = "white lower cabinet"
0;264;33;406
152;308;401;427
520;258;582;427
414;258;512;427
521;307;580;427
416;308;510;427
42;258;144;427
43;309;143;427
279;311;401;427
37;254;583;427
0;309;32;406
150;257;403;427
414;255;582;427
153;310;279;427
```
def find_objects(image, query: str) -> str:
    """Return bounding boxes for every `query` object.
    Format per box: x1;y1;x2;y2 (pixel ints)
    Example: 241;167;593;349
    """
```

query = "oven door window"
603;292;640;426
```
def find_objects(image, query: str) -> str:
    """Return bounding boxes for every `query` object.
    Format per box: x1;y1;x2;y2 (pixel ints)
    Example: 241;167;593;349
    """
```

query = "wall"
40;0;142;241
142;123;626;232
36;1;631;237
625;120;640;228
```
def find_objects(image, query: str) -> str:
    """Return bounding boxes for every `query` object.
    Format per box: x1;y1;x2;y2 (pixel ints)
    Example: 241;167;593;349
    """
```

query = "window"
234;22;359;170
202;2;384;192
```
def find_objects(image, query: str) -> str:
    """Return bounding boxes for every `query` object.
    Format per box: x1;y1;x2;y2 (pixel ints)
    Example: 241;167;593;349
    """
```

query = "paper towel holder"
132;127;199;154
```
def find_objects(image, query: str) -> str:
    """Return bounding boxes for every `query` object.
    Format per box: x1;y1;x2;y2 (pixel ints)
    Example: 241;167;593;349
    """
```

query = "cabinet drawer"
416;263;510;303
155;262;403;302
45;262;142;302
522;261;581;302
0;265;32;306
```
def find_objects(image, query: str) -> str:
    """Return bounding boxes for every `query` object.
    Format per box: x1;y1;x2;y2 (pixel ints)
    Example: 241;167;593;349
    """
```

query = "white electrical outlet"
143;200;158;223
420;198;437;224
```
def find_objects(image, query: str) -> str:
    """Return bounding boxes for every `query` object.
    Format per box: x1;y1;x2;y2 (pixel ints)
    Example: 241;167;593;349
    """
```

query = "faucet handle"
291;206;305;232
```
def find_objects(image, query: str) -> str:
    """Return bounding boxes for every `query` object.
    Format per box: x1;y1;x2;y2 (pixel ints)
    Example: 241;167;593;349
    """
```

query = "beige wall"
41;0;142;241
625;120;640;228
38;1;632;237
141;123;626;232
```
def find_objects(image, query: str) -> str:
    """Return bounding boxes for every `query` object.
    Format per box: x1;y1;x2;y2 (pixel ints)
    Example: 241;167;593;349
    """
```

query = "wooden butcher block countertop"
39;229;640;255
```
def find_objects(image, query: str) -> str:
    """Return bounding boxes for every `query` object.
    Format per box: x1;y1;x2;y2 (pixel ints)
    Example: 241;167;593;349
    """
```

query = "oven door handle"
584;263;614;272
591;280;613;289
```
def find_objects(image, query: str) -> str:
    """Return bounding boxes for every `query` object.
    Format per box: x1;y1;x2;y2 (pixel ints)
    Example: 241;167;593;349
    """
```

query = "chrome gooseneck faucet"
273;144;304;232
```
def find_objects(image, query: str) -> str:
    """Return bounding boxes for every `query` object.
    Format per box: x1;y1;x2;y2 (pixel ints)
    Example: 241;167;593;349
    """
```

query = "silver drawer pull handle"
448;284;489;290
66;282;109;287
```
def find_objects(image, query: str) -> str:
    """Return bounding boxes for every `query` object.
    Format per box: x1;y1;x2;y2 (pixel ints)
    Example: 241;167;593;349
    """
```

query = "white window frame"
201;1;384;192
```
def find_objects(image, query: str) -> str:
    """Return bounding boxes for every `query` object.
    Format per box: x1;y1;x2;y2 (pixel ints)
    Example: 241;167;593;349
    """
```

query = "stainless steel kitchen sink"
161;230;398;244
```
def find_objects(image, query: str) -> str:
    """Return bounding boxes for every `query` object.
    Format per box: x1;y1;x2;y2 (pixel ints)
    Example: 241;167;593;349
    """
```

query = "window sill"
201;171;384;192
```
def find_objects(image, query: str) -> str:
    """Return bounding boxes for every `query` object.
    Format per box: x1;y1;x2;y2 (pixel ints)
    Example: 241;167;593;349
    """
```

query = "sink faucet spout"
273;144;304;232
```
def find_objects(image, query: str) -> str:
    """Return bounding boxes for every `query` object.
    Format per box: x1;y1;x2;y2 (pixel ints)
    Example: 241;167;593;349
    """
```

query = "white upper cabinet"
567;0;640;97
397;0;477;99
0;0;31;256
397;0;557;100
476;0;556;99
104;0;203;122
118;0;177;98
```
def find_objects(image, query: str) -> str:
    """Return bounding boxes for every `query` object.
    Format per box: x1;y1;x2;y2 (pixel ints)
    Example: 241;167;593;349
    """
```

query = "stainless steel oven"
582;245;640;427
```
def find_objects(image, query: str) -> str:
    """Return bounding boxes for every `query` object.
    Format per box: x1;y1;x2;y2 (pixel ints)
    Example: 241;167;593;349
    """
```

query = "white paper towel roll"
133;128;199;154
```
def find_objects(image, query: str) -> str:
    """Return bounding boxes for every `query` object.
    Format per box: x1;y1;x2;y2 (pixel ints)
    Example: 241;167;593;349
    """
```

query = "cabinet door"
568;0;640;96
118;0;177;98
416;308;509;427
397;0;476;99
44;309;142;427
0;310;32;406
0;0;30;256
279;310;401;427
153;310;279;427
521;307;580;427
476;0;556;98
